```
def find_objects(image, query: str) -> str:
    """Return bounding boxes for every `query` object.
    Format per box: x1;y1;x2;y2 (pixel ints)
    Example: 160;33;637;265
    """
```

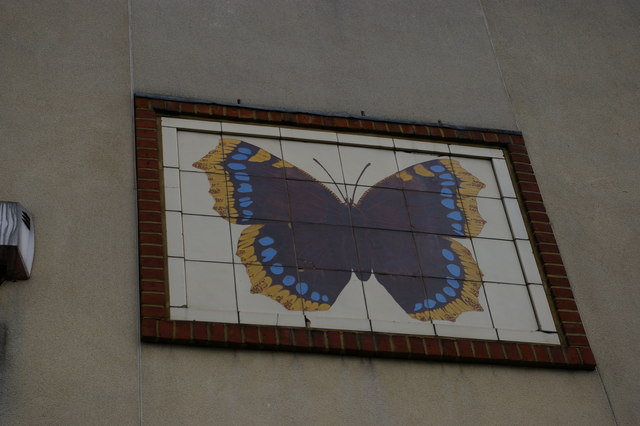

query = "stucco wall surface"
0;1;139;424
131;0;517;130
482;1;640;424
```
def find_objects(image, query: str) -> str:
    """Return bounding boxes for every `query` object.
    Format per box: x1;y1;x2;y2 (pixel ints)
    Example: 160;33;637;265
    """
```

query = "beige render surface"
1;0;637;424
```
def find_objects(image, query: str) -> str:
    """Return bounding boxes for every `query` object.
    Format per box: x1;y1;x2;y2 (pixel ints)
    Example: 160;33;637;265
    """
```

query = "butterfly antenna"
313;158;348;203
350;163;371;203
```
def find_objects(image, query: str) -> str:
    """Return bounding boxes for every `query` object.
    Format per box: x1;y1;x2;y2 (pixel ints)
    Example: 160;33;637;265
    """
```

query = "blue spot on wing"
232;154;248;160
270;264;284;275
238;183;253;193
441;249;454;261
443;287;456;297
296;282;309;295
430;165;445;172
237;147;253;154
441;198;455;209
261;247;277;262
283;275;296;286
258;237;274;246
228;163;246;170
447;264;461;277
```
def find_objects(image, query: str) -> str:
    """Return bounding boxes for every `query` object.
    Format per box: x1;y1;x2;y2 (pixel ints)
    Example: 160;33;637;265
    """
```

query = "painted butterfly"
193;138;486;322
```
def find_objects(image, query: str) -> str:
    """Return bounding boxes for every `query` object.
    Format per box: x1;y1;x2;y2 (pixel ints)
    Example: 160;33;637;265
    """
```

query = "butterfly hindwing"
236;222;306;310
193;138;291;223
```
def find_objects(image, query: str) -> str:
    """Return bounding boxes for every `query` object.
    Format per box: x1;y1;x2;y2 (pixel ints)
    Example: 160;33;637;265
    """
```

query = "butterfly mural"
193;138;486;322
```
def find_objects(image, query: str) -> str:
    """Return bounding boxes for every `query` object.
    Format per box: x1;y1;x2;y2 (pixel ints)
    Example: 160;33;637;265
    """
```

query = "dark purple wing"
355;158;486;321
399;158;486;237
196;138;358;311
193;138;291;223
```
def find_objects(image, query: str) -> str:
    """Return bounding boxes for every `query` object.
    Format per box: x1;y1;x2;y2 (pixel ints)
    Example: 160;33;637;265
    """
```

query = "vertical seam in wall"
126;0;143;424
477;0;522;133
478;2;617;424
596;367;620;425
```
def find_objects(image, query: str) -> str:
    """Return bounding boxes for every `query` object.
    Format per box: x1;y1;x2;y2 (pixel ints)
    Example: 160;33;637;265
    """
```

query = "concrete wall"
1;0;638;424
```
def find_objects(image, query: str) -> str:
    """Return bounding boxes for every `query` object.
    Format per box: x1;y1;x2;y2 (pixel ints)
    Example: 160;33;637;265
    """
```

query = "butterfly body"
193;138;485;321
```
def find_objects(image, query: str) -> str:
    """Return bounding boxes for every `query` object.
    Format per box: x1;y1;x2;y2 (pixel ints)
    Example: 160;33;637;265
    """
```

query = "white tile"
338;133;394;148
466;196;512;240
497;329;560;345
473;239;525;284
395;151;443;171
449;144;504;158
515;240;543;284
528;285;558;332
239;311;305;327
435;324;498;340
165;211;184;257
161;126;179;168
453;156;501;198
280;127;338;143
370;320;435;336
431;285;493;329
504;198;528;239
221;122;280;137
168;257;186;307
162;117;222;132
234;264;306;324
303;315;372;332
393;138;449;154
163;167;182;211
514;240;540;281
484;282;538;331
492;158;517;198
180;171;221;216
182;215;233;262
185;261;237;312
177;130;224;172
339;145;399;187
171;307;238;324
281;139;345;185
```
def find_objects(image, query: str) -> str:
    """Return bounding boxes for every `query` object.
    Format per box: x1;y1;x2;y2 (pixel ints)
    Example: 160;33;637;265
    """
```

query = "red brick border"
135;95;595;370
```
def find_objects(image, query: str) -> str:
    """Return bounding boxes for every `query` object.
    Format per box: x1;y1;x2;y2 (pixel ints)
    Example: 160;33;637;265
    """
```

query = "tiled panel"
497;330;560;345
464;196;512;240
449;144;504;159
182;214;233;262
165;211;184;257
185;261;237;313
528;284;558;332
163;167;182;211
158;124;562;346
233;264;306;327
167;257;186;307
180;170;221;216
472;238;525;284
393;138;450;154
453;156;501;198
515;239;543;284
303;276;371;332
177;130;223;172
484;282;537;331
221;122;280;137
337;132;394;148
280;127;338;143
280;139;344;185
339;145;399;188
492;158;517;198
503;198;528;239
161;126;179;168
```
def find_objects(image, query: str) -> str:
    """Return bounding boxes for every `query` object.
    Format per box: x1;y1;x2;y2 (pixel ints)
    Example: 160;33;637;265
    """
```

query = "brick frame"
135;94;595;369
